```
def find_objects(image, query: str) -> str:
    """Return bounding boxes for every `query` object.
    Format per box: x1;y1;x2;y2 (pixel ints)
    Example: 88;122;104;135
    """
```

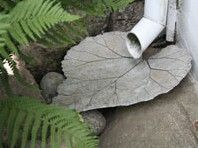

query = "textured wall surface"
177;0;198;79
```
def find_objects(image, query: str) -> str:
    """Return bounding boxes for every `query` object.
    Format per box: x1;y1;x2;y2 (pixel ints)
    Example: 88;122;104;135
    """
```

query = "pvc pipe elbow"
126;0;168;59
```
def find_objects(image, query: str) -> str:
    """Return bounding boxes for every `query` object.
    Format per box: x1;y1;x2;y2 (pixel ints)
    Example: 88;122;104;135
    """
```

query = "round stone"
81;110;106;135
40;72;65;102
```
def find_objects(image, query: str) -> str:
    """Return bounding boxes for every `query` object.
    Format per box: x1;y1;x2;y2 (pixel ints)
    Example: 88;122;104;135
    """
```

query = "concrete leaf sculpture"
54;32;192;111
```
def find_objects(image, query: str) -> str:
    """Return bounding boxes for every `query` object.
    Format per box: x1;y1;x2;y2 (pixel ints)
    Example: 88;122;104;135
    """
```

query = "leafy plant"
0;0;135;16
0;1;136;147
0;97;98;148
0;0;135;48
0;0;135;82
60;0;135;16
3;0;79;47
0;0;80;90
43;0;135;47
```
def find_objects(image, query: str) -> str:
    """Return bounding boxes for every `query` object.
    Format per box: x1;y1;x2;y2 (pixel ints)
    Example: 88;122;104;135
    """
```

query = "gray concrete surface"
100;75;198;148
54;31;191;111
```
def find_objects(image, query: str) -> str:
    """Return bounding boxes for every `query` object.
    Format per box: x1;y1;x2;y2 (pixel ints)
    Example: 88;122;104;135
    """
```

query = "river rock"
54;31;192;111
81;110;106;135
40;72;65;102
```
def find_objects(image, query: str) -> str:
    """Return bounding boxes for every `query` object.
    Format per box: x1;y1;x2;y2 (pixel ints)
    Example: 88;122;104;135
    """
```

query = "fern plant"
0;0;135;48
0;0;80;90
4;0;80;47
0;0;135;16
0;1;136;147
41;0;135;47
0;97;98;148
0;0;135;76
60;0;135;16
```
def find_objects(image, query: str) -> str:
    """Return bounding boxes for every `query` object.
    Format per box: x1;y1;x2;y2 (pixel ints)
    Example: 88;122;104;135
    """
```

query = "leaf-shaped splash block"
54;32;192;111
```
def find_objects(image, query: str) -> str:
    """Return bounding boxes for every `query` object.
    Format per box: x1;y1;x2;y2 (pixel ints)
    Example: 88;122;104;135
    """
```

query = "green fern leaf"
0;0;135;49
11;111;26;148
0;0;81;94
103;0;135;12
31;115;42;148
38;21;87;48
40;0;134;48
60;0;107;16
0;0;16;11
56;128;62;148
6;0;80;45
0;97;98;148
21;114;33;148
50;126;56;148
0;107;9;147
60;0;135;16
0;14;10;47
41;120;48;148
7;109;18;145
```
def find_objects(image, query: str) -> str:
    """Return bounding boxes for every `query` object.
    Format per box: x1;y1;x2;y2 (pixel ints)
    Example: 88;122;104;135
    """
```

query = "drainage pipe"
126;0;169;59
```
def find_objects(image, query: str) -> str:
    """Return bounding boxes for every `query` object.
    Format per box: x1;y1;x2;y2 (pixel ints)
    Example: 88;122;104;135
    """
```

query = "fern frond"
11;110;26;148
60;0;135;16
61;0;106;16
0;0;135;100
7;108;18;146
21;114;33;148
0;0;134;49
0;107;9;147
38;20;87;48
0;0;16;11
0;97;98;148
0;14;10;47
5;0;80;46
0;0;81;91
103;0;135;12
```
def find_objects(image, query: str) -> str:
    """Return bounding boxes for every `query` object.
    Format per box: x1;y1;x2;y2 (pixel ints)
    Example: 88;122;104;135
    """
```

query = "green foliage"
0;0;135;15
0;0;135;96
0;1;135;147
0;0;135;48
0;0;80;92
0;97;98;148
60;0;135;16
38;0;135;48
2;0;135;48
0;0;16;11
38;20;87;48
5;0;80;46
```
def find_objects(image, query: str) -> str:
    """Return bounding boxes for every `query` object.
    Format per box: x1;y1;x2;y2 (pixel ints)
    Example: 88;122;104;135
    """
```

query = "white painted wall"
177;0;198;79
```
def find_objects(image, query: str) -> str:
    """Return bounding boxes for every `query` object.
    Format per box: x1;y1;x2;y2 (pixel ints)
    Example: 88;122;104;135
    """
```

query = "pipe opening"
126;33;142;59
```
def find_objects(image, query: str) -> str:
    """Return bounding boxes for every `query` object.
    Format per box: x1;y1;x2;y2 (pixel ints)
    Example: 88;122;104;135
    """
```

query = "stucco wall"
177;0;198;79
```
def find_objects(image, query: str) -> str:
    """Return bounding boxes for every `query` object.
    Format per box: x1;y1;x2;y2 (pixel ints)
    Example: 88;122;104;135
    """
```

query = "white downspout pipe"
126;0;169;59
